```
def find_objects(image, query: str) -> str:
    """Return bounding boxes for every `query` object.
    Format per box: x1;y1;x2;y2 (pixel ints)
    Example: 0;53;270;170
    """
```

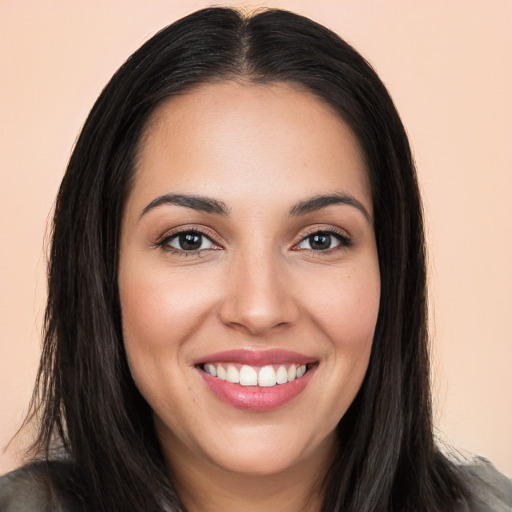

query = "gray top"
1;456;511;511
461;457;512;512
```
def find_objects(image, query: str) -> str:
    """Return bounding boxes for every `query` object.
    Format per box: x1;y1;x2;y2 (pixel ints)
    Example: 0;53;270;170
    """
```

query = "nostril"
218;293;300;335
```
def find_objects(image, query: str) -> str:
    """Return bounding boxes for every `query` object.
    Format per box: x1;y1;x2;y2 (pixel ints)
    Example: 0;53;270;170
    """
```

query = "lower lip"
198;366;316;411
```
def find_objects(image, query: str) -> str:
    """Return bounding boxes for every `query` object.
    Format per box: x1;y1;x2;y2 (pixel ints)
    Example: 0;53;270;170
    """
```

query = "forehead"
130;81;371;217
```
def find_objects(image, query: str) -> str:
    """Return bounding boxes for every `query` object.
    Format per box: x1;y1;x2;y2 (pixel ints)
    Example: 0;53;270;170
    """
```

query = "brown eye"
297;231;349;251
310;233;334;250
166;231;216;251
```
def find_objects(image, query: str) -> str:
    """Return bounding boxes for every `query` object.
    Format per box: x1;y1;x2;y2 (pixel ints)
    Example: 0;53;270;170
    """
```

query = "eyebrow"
139;192;370;222
289;193;371;223
140;193;229;219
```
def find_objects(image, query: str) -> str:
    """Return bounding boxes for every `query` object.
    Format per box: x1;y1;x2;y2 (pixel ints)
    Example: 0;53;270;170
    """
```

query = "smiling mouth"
196;350;319;410
198;362;317;387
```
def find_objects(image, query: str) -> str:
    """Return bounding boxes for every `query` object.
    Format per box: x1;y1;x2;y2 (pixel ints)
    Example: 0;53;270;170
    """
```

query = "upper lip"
194;349;316;366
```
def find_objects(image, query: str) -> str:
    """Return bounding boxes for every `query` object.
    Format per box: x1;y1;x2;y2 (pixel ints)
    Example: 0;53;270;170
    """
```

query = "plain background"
0;0;511;476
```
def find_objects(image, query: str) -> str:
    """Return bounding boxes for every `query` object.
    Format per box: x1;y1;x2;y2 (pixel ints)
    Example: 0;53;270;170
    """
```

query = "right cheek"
119;255;227;345
119;274;213;350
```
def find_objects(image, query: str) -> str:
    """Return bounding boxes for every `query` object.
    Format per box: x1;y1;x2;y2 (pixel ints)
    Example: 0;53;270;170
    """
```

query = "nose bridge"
219;243;297;335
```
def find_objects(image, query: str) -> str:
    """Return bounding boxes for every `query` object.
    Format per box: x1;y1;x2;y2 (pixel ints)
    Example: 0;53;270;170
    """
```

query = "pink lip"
198;367;316;411
194;349;318;412
194;349;316;366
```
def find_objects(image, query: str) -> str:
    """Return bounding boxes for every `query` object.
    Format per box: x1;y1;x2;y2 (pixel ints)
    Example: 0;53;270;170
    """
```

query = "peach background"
1;0;510;476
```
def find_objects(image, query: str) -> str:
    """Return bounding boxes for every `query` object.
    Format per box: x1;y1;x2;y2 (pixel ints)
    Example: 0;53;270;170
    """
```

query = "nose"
218;248;300;336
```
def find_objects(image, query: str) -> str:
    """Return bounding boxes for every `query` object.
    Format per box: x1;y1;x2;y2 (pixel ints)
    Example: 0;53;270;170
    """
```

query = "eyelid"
292;226;352;251
154;225;223;251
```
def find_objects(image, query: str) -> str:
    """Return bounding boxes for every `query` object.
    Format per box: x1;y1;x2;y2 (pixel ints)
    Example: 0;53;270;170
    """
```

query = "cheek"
305;262;380;406
118;267;218;401
118;271;212;431
304;262;380;348
120;270;211;349
284;262;379;439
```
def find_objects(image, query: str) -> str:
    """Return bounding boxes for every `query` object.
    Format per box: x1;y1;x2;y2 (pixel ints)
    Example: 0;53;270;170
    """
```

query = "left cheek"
307;266;379;410
308;266;380;345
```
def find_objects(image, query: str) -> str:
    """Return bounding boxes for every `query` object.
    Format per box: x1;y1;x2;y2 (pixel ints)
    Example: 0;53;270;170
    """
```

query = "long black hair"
26;7;470;511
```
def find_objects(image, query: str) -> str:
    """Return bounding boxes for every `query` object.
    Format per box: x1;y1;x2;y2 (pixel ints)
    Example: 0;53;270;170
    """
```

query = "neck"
174;464;324;512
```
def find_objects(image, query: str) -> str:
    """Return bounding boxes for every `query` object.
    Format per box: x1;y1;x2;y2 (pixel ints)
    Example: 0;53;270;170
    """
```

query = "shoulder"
0;460;88;512
459;456;512;511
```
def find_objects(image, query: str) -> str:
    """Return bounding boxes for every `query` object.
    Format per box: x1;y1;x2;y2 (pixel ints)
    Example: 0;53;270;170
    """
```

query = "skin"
118;81;380;512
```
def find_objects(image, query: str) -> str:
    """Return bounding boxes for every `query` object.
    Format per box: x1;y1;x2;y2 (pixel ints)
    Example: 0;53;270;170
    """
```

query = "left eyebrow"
289;193;371;223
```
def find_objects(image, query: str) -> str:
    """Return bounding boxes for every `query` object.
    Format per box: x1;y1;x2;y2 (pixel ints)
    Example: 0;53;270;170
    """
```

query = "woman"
1;7;510;512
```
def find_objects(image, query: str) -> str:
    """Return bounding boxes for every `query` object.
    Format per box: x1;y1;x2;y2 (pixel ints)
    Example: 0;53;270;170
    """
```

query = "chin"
198;423;337;478
208;447;304;477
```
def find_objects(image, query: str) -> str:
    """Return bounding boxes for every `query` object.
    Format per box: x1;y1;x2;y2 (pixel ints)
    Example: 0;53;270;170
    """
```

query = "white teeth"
226;365;240;384
276;365;288;384
205;363;217;377
239;365;258;386
203;362;311;386
258;365;277;387
216;365;227;380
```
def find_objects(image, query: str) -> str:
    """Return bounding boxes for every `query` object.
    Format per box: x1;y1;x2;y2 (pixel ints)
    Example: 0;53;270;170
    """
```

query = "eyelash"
155;228;220;257
155;226;352;256
293;227;352;253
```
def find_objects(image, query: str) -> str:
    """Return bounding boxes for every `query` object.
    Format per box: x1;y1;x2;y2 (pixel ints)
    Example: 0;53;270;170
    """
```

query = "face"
118;82;380;479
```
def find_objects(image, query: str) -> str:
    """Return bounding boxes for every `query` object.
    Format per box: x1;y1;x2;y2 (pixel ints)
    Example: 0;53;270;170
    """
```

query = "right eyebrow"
139;193;230;221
